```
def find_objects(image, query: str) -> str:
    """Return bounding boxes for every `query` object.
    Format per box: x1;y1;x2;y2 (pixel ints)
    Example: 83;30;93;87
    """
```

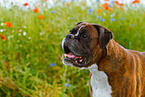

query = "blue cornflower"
120;17;124;20
110;13;115;17
88;12;91;15
97;0;100;2
108;4;113;8
64;83;69;87
110;1;114;4
110;18;116;21
62;0;67;2
88;9;93;12
49;36;52;38
51;10;56;14
131;24;135;27
71;0;75;1
71;17;75;20
50;63;55;67
100;18;105;22
97;16;101;19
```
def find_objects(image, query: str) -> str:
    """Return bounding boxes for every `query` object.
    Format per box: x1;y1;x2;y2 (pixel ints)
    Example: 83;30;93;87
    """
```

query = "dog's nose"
66;34;74;39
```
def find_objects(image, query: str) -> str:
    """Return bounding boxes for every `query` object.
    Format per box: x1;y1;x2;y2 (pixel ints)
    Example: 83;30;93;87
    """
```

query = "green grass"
0;0;145;97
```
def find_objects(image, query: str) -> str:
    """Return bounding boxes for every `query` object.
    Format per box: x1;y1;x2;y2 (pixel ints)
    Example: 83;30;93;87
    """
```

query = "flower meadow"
0;0;145;96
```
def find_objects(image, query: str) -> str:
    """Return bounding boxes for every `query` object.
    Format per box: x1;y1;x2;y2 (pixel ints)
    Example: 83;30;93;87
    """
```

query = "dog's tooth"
79;59;83;62
65;54;76;58
64;54;67;57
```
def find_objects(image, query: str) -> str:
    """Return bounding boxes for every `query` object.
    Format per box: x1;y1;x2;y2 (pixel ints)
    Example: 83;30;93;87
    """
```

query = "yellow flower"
66;3;69;6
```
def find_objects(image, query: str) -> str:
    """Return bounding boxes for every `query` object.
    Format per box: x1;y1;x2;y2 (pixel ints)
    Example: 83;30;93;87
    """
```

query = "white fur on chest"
88;64;112;97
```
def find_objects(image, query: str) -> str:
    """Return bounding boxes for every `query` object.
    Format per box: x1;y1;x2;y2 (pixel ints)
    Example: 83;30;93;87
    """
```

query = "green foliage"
0;1;145;97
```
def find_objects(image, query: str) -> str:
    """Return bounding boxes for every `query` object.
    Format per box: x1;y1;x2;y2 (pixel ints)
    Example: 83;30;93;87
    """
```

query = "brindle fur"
93;39;145;97
63;22;145;97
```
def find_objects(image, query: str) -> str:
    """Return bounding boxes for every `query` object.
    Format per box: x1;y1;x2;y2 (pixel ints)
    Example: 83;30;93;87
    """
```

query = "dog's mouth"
63;45;87;67
64;53;87;67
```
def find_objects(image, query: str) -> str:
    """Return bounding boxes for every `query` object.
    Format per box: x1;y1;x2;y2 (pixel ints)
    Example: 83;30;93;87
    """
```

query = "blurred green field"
0;0;145;97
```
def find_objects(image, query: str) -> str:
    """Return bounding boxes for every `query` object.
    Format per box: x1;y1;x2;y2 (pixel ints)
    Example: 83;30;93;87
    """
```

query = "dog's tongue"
65;53;80;58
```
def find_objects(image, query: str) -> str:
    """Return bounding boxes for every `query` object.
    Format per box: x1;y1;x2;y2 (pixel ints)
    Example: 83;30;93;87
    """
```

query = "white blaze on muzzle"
75;25;86;36
62;38;65;51
62;25;90;68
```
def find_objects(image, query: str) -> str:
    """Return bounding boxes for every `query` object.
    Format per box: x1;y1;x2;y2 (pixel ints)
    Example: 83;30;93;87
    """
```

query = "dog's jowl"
62;22;145;97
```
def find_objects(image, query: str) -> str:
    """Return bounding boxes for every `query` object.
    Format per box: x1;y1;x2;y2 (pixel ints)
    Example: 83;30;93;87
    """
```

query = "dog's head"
62;22;113;68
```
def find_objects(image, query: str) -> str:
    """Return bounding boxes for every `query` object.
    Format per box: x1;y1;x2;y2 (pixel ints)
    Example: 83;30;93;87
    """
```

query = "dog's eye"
82;34;88;38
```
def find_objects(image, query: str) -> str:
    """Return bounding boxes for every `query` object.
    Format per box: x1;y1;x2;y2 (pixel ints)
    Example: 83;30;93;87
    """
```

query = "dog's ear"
93;24;113;49
76;21;84;25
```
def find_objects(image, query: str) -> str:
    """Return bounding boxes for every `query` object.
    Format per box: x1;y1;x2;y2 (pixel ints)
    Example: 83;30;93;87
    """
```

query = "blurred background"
0;0;145;97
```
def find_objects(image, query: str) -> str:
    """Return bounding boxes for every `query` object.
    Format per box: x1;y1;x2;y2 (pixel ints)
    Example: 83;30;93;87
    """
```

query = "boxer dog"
62;22;145;97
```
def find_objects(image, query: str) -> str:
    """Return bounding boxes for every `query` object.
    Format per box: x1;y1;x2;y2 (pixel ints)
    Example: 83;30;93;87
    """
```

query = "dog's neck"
88;64;112;97
88;45;107;67
98;39;127;72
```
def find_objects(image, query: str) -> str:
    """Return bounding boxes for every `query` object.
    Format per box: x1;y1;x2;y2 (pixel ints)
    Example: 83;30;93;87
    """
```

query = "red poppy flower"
4;22;13;28
103;3;109;7
33;8;39;13
103;3;109;10
105;6;109;10
115;1;124;6
38;15;44;19
119;3;124;6
132;0;139;4
114;1;120;5
24;3;28;6
1;35;6;40
5;63;8;68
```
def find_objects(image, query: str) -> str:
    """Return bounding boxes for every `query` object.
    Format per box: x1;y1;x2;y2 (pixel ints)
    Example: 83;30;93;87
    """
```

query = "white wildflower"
18;29;22;32
8;35;13;39
18;33;21;36
23;26;26;28
23;32;26;36
40;32;43;35
1;23;4;26
28;37;31;39
12;30;14;33
0;29;3;32
110;13;115;17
